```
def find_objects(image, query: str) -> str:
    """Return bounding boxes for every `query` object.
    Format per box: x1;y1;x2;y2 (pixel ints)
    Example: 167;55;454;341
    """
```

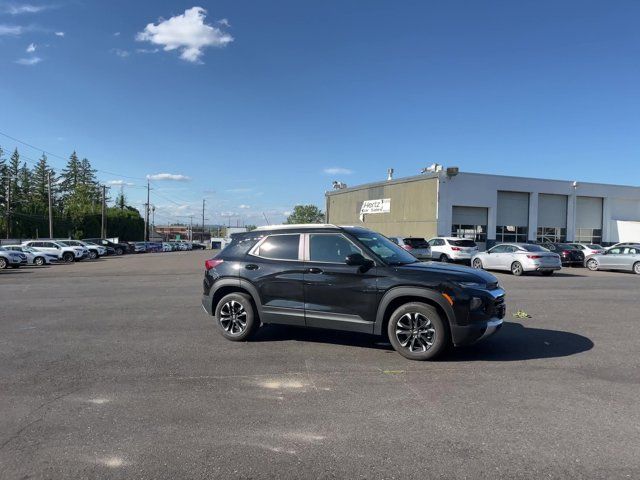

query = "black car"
83;238;129;256
539;242;585;266
201;225;506;361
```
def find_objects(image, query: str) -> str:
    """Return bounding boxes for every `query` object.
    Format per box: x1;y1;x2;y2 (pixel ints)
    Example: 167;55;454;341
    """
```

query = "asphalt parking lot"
1;252;639;479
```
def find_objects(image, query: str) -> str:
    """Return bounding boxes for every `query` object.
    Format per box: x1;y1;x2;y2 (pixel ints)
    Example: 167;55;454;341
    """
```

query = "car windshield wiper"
387;260;419;266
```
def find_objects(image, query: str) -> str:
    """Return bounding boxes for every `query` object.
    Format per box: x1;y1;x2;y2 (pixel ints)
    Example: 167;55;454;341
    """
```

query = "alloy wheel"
35;257;45;266
472;258;483;269
587;259;598;271
634;262;640;275
395;312;436;353
219;300;248;335
0;258;7;269
511;262;523;276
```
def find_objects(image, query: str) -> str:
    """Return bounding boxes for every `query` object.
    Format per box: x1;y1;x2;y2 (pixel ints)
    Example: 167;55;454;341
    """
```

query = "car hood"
397;261;499;285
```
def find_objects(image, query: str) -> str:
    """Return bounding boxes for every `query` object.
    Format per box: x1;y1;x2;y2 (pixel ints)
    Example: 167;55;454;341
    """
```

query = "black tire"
62;252;75;263
115;248;124;256
0;258;7;269
387;302;449;361
511;261;524;276
11;265;20;269
34;256;45;266
541;270;554;276
89;250;98;260
633;262;640;275
439;254;450;263
586;259;598;271
472;258;483;269
214;293;258;341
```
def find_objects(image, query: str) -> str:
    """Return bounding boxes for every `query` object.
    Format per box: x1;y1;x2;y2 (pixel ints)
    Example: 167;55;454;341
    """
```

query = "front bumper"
451;318;503;346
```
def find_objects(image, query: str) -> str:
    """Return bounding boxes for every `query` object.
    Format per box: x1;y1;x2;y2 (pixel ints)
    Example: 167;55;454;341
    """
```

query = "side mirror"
345;253;374;271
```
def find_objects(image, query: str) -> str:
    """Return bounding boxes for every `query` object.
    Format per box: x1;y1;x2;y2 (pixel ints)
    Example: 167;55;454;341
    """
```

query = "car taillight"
205;259;224;271
402;244;413;250
451;247;461;251
527;255;541;259
562;251;570;256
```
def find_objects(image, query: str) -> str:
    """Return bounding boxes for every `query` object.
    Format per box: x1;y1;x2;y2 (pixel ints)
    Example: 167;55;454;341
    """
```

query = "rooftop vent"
422;163;443;173
332;181;347;190
387;168;394;181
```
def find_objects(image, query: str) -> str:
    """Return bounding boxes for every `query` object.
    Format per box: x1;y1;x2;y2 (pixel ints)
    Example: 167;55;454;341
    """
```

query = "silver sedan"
585;245;640;274
472;243;562;276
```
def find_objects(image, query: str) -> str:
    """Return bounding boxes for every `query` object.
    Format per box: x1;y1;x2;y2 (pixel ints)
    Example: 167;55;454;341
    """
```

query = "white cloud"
136;7;233;63
238;204;250;209
136;48;159;54
323;167;353;175
147;173;191;181
111;48;130;58
107;180;135;186
54;31;64;37
5;4;49;14
0;25;22;35
15;56;42;66
113;32;120;36
26;43;36;52
217;18;230;28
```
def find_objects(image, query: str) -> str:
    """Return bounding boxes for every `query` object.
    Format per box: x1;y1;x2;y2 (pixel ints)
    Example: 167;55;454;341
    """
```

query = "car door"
599;248;619;269
428;238;442;259
302;233;379;333
243;233;306;326
485;245;508;270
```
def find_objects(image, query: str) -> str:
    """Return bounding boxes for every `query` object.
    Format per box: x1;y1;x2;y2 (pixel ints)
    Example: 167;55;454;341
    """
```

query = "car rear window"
448;239;476;247
219;235;262;259
404;238;429;248
519;244;547;252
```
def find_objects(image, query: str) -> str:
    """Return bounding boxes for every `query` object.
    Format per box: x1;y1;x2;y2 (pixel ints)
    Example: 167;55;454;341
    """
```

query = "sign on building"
360;198;391;221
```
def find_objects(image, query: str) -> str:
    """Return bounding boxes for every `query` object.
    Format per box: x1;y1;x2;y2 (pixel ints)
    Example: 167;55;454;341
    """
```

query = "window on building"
496;226;528;242
537;227;566;243
575;228;602;244
451;224;487;242
254;234;300;260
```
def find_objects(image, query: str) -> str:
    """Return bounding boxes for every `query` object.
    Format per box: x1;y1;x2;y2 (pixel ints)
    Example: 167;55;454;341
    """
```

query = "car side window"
308;234;361;263
490;245;507;253
254;234;301;260
609;248;621;254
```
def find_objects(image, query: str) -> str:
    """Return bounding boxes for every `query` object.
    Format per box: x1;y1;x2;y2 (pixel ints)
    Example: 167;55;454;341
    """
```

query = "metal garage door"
496;191;529;242
576;196;603;243
451;206;488;248
537;194;568;242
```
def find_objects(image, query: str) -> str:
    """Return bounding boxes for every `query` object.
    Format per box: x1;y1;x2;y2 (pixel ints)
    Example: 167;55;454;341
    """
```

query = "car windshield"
519;244;548;252
557;243;576;250
449;239;477;247
351;231;418;265
404;238;429;248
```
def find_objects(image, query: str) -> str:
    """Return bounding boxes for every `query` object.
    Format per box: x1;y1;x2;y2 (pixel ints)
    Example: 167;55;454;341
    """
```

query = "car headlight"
455;281;487;289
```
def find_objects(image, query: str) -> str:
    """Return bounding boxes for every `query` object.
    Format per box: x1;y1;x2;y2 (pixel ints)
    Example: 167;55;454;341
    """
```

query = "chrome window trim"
248;233;304;262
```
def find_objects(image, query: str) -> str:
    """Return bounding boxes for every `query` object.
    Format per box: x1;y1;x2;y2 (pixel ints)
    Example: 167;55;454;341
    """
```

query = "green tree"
114;190;127;210
59;151;82;204
285;205;325;224
31;154;56;212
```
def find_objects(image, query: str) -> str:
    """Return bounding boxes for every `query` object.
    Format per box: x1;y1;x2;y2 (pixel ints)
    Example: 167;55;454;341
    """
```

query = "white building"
326;170;640;248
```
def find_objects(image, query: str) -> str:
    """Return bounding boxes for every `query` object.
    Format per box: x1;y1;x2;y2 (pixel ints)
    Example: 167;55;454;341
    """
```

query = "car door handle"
245;264;259;270
305;267;323;274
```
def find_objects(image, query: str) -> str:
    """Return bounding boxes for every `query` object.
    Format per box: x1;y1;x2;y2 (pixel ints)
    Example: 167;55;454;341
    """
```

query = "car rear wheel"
633;262;640;275
586;259;598;271
511;261;524;276
62;252;75;263
439;254;450;263
0;258;7;269
472;258;483;269
387;302;449;361
34;257;45;266
89;250;98;260
115;248;124;256
215;293;258;341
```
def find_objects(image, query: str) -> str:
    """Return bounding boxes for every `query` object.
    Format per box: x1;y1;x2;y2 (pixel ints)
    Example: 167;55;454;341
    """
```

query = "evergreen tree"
59;151;82;204
115;189;127;210
32;154;55;212
79;157;100;203
8;149;20;205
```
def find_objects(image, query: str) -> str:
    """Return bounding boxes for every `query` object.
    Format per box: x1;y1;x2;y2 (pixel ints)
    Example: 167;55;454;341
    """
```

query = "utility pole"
189;215;194;242
5;178;10;239
144;179;150;241
47;171;53;238
152;205;156;232
101;184;107;238
202;199;206;242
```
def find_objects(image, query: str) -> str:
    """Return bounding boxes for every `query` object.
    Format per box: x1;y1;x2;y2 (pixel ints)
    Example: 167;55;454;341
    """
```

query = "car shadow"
253;322;594;362
0;269;32;274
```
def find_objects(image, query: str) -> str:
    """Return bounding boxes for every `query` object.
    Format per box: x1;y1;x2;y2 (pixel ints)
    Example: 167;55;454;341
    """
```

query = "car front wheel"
0;258;7;269
115;248;124;256
633;262;640;275
214;293;258;341
89;251;98;260
62;252;75;263
387;302;449;361
586;259;598;271
34;257;45;266
511;261;524;276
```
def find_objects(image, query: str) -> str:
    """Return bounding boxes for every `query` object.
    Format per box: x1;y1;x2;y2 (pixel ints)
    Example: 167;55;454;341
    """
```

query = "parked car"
82;238;129;256
585;245;640;274
605;242;640;251
539;242;585;266
22;240;80;263
202;225;506;361
3;245;58;266
0;247;27;269
133;242;147;253
191;242;207;250
162;242;172;252
387;236;432;260
61;239;105;259
568;243;605;257
146;242;163;252
56;241;89;260
472;243;561;276
427;237;479;263
83;240;109;257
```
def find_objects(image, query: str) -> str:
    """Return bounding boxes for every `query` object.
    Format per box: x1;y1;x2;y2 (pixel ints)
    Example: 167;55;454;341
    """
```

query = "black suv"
201;225;506;360
83;238;129;256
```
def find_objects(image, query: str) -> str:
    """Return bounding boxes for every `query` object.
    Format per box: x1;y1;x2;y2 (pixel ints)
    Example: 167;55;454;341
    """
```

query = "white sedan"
472;243;561;276
3;245;58;266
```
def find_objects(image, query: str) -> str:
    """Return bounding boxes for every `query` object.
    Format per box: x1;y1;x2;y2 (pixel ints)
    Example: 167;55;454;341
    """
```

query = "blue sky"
1;1;639;226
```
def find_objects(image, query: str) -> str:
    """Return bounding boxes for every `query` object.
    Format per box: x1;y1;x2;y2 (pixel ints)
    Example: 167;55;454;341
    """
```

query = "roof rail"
253;224;339;231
